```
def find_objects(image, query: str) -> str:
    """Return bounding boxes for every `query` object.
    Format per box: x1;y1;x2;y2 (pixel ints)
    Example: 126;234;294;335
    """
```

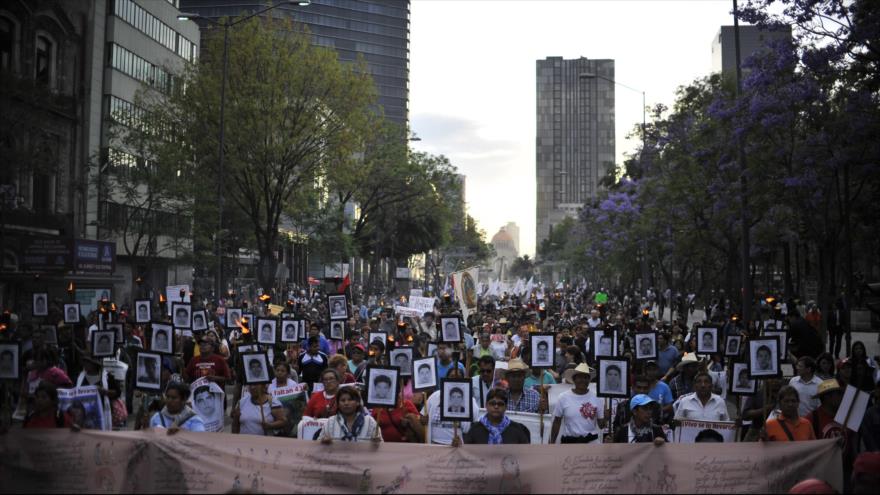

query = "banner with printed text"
0;431;842;494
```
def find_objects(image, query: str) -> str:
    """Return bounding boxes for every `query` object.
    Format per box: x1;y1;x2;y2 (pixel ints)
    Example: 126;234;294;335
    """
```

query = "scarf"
480;415;511;445
339;411;366;441
160;405;197;428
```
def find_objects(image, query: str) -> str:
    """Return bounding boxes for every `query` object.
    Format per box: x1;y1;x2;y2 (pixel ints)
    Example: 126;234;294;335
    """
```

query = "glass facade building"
535;56;615;248
179;0;410;125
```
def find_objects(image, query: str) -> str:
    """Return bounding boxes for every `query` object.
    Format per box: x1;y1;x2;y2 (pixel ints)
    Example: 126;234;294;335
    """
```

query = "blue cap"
630;394;656;411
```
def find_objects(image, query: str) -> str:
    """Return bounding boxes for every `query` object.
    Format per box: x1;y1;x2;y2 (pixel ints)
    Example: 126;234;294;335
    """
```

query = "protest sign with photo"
190;377;225;433
57;386;106;431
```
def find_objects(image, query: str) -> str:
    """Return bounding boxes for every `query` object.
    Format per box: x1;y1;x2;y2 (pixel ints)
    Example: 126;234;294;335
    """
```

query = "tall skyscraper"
711;25;792;75
179;0;410;125
535;56;615;249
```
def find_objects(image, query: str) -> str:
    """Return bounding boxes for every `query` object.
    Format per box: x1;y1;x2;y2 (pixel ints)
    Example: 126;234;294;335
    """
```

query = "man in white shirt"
788;356;822;417
673;372;729;421
586;310;602;329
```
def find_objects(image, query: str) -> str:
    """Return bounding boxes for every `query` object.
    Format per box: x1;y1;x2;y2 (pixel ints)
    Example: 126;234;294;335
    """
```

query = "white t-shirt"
422;390;478;445
489;340;508;360
237;396;282;436
552;389;604;440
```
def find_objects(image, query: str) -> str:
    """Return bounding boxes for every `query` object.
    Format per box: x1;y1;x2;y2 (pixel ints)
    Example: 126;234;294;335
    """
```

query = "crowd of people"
2;283;879;493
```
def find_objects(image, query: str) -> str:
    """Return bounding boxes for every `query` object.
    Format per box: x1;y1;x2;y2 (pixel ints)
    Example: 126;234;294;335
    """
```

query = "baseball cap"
630;394;656;410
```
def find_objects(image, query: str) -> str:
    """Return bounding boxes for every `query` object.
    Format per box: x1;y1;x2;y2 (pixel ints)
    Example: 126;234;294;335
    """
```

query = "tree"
509;255;536;280
144;17;377;293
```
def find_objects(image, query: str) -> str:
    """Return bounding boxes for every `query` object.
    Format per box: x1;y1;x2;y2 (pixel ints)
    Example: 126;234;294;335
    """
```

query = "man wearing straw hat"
505;359;545;413
806;378;845;439
669;352;701;400
550;362;606;444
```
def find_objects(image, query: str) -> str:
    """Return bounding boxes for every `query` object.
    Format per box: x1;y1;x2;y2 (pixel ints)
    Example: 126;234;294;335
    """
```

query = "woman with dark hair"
23;382;72;429
816;352;836;380
850;341;878;392
149;382;206;434
460;389;530;445
320;387;382;443
304;368;341;419
232;382;285;436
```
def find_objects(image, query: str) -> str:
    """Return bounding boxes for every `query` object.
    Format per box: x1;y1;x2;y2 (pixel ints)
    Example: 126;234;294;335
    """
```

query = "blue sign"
74;240;116;274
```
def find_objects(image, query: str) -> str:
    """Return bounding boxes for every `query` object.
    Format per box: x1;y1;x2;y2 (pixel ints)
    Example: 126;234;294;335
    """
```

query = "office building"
711;25;792;75
179;0;410;125
536;56;615;249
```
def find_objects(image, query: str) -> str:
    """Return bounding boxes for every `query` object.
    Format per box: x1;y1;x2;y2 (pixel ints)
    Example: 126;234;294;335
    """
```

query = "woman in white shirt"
550;363;606;444
232;383;286;436
320;387;382;443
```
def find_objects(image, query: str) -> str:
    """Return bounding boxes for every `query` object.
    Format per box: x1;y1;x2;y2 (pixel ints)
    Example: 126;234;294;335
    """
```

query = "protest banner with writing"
394;306;422;318
57;386;106;431
0;431;842;494
672;419;738;443
409;289;423;299
297;417;328;441
408;296;435;316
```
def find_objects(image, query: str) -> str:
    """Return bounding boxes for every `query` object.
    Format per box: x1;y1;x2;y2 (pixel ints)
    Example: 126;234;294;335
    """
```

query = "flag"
442;274;451;296
337;274;351;294
512;278;524;296
556;281;564;290
452;267;479;323
523;277;535;297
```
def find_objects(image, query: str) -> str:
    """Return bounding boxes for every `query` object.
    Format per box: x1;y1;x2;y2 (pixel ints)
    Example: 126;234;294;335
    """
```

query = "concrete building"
0;0;199;312
536;56;615;249
504;221;520;255
711;25;792;75
490;227;518;282
179;0;410;125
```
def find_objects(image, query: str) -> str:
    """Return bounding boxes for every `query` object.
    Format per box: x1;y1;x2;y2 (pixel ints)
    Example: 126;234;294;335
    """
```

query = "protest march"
1;277;879;494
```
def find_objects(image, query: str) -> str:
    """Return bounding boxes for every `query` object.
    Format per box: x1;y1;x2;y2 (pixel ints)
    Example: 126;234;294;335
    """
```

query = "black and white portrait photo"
242;352;272;384
226;308;243;329
368;332;387;347
41;325;58;346
748;337;781;378
328;294;348;321
105;323;123;344
281;319;299;343
256;318;277;345
529;333;555;369
64;303;81;324
191;381;225;432
0;343;20;380
697;327;719;355
390;347;414;376
762;330;788;360
150;324;174;354
440;378;473;422
365;366;400;409
329;320;345;341
440;316;461;343
724;335;743;357
597;358;629;398
135;352;162;391
92;330;116;358
191;310;208;332
729;362;756;395
33;293;48;317
134;300;151;324
592;329;618;359
172;302;192;329
412;356;437;391
634;332;657;361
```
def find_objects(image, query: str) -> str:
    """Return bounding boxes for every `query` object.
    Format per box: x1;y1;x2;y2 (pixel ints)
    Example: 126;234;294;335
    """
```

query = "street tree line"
540;0;880;320
111;16;491;296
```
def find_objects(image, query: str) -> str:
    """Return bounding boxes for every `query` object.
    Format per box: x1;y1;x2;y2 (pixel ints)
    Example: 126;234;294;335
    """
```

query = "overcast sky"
409;0;737;257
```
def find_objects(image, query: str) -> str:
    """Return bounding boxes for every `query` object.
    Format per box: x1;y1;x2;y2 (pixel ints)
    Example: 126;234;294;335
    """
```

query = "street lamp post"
579;72;649;293
178;1;310;304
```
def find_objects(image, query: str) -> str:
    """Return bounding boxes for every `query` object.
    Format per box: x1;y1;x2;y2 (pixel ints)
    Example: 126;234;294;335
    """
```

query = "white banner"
408;296;435;315
394;305;423;318
409;289;423;299
672;419;737;443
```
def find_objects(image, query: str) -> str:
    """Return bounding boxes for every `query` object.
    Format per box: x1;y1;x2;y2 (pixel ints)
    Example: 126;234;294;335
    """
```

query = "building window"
0;15;15;71
34;34;54;87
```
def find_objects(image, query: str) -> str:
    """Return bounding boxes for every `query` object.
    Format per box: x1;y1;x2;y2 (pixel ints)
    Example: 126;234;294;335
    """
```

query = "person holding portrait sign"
150;382;206;434
422;368;478;445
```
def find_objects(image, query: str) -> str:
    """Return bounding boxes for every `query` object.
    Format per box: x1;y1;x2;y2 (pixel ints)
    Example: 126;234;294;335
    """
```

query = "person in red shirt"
185;339;230;385
23;383;72;429
304;368;340;419
371;391;422;442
